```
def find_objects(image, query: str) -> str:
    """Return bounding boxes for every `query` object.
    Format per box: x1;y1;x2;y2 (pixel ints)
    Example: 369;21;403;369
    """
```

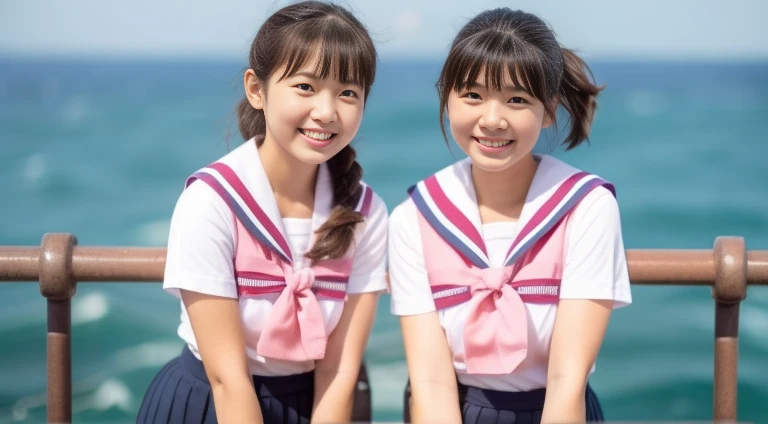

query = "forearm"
180;290;262;422
543;299;615;423
312;292;380;422
311;369;358;423
409;380;462;424
210;376;264;424
540;377;586;424
398;310;461;424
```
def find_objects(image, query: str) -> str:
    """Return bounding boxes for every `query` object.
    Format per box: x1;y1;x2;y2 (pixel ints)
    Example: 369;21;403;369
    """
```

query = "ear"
244;69;265;110
542;97;559;128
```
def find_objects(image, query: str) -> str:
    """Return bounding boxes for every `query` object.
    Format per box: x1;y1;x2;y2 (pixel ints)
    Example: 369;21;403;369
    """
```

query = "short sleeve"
346;191;389;294
559;186;632;309
388;200;439;316
163;180;238;299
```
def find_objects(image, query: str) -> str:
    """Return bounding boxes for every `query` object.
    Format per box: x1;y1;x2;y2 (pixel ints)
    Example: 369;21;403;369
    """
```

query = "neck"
472;154;538;223
257;135;318;205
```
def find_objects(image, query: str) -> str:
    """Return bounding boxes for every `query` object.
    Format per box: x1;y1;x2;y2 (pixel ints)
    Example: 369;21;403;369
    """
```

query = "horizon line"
2;52;768;64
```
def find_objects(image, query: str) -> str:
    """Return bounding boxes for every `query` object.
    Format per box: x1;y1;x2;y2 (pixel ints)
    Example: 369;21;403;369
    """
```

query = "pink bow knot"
473;267;513;292
287;267;315;292
462;266;529;375
256;266;327;362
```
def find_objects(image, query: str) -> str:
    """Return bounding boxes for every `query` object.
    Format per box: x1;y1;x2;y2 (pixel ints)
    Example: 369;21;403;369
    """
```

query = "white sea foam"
72;292;109;325
71;379;132;414
22;154;46;183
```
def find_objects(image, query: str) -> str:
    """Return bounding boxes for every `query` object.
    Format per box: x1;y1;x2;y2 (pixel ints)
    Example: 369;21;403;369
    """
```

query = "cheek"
268;94;306;121
283;97;311;118
515;110;545;138
446;105;473;137
340;103;365;127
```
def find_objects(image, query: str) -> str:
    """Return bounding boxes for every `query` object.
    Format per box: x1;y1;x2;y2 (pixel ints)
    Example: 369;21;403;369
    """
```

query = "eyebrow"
291;71;321;80
290;71;362;87
464;81;531;95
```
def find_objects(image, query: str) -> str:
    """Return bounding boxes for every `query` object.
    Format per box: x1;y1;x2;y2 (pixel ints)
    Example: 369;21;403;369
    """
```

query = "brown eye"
509;97;527;104
296;83;313;91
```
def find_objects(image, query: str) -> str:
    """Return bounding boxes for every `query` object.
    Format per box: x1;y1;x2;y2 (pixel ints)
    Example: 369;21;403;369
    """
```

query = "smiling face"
245;58;366;166
446;69;552;173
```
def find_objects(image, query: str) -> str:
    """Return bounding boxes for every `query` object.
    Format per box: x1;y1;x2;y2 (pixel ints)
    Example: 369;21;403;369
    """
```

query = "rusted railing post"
711;236;747;422
39;233;78;424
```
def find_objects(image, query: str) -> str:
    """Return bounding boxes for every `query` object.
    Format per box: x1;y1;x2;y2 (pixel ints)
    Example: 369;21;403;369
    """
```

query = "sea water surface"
1;58;767;423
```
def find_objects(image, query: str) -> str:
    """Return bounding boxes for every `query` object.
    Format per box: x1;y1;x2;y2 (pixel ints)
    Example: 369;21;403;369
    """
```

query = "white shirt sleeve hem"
346;271;388;294
163;273;238;299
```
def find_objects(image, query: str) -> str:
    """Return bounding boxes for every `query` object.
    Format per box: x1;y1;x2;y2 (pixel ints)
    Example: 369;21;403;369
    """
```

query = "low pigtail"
304;145;365;262
558;48;604;149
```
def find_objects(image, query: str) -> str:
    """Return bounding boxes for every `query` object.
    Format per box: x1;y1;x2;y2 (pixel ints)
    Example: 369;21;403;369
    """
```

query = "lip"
299;129;336;148
473;136;514;153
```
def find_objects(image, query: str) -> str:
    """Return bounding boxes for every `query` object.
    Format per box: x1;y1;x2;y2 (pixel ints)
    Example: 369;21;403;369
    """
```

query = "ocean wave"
72;292;109;325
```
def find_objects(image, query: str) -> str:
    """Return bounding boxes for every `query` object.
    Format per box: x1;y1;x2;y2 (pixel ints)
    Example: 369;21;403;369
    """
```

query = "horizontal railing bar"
2;247;768;285
0;247;39;281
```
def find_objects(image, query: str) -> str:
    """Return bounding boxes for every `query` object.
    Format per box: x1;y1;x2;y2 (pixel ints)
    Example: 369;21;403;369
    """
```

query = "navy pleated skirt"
459;382;604;424
137;347;314;424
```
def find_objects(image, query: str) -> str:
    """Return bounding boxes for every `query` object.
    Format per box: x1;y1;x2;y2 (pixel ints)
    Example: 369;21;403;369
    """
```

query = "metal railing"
1;233;767;423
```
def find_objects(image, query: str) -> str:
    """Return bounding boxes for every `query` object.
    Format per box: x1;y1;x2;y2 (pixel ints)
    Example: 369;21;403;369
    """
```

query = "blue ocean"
1;58;767;423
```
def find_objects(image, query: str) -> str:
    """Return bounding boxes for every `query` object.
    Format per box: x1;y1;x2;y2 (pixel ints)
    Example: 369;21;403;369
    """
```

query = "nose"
479;102;508;130
309;92;338;123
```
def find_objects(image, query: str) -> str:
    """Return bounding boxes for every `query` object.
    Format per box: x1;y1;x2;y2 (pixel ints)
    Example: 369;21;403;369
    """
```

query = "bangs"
274;18;376;91
442;30;560;102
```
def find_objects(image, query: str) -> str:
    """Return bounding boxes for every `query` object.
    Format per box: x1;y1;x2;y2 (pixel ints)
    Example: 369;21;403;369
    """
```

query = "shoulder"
389;196;418;231
359;182;388;227
563;183;624;262
175;142;261;224
537;155;624;243
163;177;239;298
388;197;422;251
387;197;435;315
351;183;388;255
575;184;619;215
559;182;631;307
173;179;233;228
167;179;236;257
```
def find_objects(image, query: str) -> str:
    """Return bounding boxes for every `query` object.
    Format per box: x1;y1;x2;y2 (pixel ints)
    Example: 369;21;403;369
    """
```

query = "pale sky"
1;0;766;60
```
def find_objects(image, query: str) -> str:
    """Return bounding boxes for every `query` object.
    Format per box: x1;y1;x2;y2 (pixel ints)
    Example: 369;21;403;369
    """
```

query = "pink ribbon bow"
256;266;327;361
452;266;528;374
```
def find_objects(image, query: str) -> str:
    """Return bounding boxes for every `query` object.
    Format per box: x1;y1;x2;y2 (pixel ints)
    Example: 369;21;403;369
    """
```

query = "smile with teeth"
300;129;335;141
474;137;512;148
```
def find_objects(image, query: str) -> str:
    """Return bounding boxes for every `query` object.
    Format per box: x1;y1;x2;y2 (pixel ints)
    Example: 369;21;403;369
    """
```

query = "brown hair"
236;1;377;262
437;8;603;150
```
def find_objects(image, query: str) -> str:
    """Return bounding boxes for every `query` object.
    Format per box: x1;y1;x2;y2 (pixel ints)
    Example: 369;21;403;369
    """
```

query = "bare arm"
400;311;461;424
541;298;613;423
181;290;264;424
312;291;381;423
